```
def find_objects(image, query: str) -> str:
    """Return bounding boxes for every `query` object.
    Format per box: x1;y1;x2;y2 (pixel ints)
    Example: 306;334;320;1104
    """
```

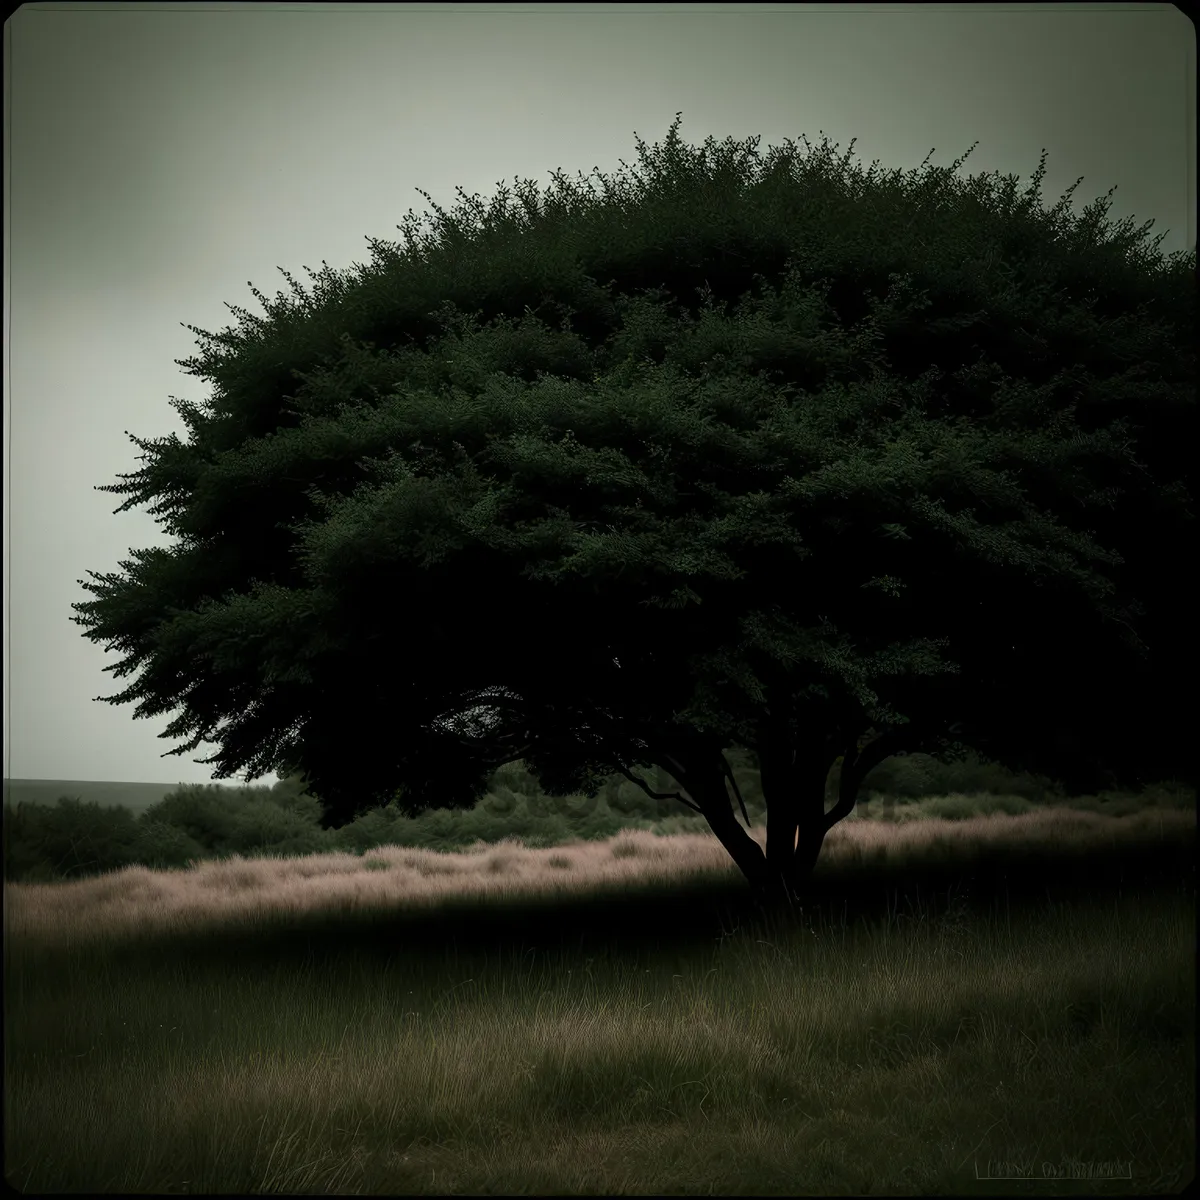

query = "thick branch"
610;760;701;812
721;751;753;828
643;731;771;887
823;713;967;830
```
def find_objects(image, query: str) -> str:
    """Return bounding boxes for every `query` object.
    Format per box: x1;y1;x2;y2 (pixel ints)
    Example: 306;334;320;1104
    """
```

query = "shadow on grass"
42;819;1194;990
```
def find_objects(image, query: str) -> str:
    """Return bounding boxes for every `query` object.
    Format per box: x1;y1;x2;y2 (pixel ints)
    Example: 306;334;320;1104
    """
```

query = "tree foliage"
73;114;1195;902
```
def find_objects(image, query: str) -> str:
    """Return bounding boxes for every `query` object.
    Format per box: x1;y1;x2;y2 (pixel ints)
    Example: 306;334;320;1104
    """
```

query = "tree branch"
611;760;701;812
823;712;966;831
721;750;753;828
415;675;746;825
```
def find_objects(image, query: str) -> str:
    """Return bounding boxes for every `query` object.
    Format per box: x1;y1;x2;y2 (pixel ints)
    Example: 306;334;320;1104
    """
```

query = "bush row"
2;745;1182;885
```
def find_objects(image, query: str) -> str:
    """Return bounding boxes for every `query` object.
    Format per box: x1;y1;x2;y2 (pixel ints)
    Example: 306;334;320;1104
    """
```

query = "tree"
73;114;1195;909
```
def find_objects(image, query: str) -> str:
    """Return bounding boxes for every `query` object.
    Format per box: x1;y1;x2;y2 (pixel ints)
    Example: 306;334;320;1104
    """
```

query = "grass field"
4;802;1195;1195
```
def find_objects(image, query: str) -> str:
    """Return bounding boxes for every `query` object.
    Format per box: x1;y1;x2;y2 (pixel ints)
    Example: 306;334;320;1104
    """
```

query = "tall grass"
4;804;1194;1194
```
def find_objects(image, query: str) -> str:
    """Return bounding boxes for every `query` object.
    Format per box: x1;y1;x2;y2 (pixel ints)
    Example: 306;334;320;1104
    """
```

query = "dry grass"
4;804;1194;1194
6;803;1189;948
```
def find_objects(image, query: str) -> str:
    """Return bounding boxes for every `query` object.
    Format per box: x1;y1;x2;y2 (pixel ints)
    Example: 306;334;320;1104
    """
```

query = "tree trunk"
655;727;838;912
683;756;775;890
755;719;838;907
658;693;972;915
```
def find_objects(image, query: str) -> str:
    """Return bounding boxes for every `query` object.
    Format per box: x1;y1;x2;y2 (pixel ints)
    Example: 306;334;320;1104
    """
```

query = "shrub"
973;793;1035;818
4;803;59;881
488;760;542;798
225;798;331;858
414;806;461;850
827;744;1067;807
456;807;507;847
268;774;327;825
141;784;254;856
573;803;631;843
330;803;413;855
523;813;573;847
652;812;711;838
133;818;208;872
3;797;142;882
477;783;521;820
922;793;983;822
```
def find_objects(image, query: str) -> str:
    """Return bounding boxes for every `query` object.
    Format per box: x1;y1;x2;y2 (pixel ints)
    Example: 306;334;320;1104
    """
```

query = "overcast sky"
3;2;1195;788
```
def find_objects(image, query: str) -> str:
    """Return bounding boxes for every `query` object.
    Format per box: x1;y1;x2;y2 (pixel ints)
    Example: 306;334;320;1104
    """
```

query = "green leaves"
71;112;1195;822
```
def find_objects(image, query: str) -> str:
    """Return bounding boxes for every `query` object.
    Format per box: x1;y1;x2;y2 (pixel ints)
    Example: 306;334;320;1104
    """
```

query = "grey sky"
3;2;1195;788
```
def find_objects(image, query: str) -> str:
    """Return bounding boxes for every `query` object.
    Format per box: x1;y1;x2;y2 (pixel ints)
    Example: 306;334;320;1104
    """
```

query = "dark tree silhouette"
72;113;1195;908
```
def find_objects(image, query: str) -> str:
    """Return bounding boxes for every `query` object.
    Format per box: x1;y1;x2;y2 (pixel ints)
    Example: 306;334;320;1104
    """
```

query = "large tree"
73;114;1195;907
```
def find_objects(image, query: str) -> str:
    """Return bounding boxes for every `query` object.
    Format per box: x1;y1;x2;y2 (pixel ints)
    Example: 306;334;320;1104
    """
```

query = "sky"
3;2;1196;789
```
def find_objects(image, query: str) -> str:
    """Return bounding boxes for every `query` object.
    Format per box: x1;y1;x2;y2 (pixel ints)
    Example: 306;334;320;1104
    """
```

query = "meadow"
3;759;1195;1195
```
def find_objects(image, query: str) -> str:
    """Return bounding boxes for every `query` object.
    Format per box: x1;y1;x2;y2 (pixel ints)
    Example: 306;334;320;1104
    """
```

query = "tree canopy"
73;113;1195;904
